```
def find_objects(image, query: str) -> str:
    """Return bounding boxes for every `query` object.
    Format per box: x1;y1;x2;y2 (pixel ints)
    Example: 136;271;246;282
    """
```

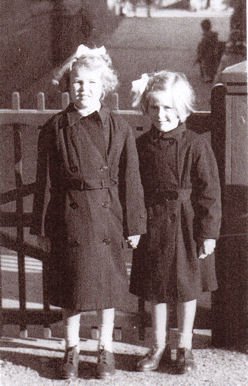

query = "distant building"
0;0;119;107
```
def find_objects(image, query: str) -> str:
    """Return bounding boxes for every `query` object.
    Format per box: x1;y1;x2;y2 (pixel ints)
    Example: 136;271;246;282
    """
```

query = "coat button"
70;166;78;173
100;165;108;172
71;240;79;247
70;202;78;209
103;238;111;245
102;202;110;208
170;214;176;223
169;138;175;145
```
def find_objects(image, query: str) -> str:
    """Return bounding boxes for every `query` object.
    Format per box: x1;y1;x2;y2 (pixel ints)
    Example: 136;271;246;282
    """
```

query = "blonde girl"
31;45;146;380
130;70;221;374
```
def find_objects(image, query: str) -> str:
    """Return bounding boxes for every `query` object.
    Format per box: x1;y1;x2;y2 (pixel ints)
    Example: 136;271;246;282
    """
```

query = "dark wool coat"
30;104;147;311
130;124;222;303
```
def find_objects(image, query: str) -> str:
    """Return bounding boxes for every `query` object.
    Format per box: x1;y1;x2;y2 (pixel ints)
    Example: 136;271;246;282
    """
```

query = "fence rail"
0;91;213;340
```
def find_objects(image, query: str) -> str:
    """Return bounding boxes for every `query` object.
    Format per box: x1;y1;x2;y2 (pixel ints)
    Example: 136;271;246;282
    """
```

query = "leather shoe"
175;348;195;374
137;345;171;372
61;346;79;379
96;349;115;379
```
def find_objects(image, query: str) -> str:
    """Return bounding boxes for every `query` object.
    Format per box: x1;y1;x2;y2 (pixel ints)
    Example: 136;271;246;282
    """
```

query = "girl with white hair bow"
31;44;146;381
130;70;221;375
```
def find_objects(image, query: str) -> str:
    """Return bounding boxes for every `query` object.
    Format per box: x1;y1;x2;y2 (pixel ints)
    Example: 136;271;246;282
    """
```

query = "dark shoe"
160;345;172;366
137;345;171;372
96;349;115;379
61;346;79;379
175;348;195;374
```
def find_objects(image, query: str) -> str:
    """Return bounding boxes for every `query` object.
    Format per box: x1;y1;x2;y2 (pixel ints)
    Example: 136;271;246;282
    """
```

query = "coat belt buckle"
78;181;87;191
164;191;179;201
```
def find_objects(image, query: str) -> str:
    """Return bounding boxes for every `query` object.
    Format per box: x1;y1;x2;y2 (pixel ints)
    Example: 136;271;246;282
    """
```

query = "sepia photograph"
0;0;247;384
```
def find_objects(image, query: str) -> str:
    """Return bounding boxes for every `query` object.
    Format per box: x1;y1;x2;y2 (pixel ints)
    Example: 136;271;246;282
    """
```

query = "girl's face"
147;90;179;132
70;66;104;110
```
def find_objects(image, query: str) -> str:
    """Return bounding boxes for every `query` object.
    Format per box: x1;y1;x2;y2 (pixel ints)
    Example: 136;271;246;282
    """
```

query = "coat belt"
155;189;192;204
50;178;117;193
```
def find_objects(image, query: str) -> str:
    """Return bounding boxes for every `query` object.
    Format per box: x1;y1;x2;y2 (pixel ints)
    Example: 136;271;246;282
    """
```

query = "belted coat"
30;103;147;311
130;124;222;302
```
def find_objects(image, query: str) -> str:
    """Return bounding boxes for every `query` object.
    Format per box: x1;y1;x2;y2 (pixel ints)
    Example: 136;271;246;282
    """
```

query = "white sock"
98;308;115;352
177;299;196;350
152;303;168;350
178;332;193;350
63;309;81;351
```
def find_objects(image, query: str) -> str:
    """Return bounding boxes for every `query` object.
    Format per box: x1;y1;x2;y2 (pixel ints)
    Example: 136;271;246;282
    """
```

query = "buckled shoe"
61;346;79;379
96;349;115;379
137;345;171;372
175;348;195;374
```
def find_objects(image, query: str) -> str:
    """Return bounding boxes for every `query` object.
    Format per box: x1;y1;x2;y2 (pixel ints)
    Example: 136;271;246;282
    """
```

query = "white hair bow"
52;44;107;85
131;73;150;107
75;44;106;59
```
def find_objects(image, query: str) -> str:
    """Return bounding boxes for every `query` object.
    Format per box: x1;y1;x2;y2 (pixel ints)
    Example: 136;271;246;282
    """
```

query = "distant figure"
146;0;152;17
119;0;128;16
190;0;208;11
214;28;246;84
130;0;137;16
196;19;219;82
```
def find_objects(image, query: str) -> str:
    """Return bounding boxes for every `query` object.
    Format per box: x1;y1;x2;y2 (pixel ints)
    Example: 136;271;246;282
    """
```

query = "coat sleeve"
193;138;222;240
30;125;51;237
121;123;147;237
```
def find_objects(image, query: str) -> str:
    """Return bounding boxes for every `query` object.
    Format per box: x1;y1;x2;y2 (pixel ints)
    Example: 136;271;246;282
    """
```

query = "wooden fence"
0;89;222;340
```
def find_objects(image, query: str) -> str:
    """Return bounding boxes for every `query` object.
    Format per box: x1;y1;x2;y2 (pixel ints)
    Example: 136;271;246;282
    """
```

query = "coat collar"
66;103;110;127
150;122;186;141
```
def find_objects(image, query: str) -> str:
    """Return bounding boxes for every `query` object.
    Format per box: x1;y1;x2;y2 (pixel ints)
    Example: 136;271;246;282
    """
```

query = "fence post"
37;92;45;111
0;256;3;336
211;62;248;352
112;92;119;110
12;92;20;111
62;92;70;110
13;122;28;338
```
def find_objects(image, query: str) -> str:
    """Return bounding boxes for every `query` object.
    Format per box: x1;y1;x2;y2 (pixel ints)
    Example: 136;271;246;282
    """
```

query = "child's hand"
127;235;141;249
36;235;51;253
198;239;216;259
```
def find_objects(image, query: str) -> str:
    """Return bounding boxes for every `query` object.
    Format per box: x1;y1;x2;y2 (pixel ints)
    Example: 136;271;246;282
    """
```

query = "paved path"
105;9;231;110
20;8;232;111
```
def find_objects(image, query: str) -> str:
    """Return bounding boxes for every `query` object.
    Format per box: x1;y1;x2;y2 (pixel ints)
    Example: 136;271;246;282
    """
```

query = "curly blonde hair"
53;45;118;96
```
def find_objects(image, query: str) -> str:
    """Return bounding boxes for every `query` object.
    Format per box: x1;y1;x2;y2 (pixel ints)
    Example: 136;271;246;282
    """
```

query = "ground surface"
1;332;248;385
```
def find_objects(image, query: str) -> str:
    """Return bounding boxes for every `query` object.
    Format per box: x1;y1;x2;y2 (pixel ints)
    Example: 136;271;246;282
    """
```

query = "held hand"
127;235;141;249
198;239;216;259
36;235;51;253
